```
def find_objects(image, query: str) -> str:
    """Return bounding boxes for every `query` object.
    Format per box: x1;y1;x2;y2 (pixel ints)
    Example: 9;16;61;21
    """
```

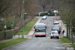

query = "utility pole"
22;0;25;38
41;0;42;12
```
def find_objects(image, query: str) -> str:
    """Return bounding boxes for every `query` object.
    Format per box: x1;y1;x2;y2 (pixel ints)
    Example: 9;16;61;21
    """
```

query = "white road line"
54;47;65;49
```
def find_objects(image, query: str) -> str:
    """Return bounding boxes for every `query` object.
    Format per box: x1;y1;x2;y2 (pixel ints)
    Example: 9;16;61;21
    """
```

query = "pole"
14;16;15;36
41;0;42;12
22;14;24;38
70;20;73;44
49;0;50;10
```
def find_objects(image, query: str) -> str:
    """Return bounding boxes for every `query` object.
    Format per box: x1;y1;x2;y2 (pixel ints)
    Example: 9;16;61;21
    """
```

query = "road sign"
11;24;14;26
55;13;57;16
48;13;50;15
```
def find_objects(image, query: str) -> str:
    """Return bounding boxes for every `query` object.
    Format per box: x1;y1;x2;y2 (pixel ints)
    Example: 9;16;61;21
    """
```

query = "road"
3;16;66;50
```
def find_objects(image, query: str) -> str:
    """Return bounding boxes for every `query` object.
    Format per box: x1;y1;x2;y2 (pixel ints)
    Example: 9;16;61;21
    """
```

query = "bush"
72;27;75;32
35;13;48;16
35;10;55;16
40;13;48;16
4;30;14;39
0;21;5;31
0;30;14;40
48;10;54;16
48;13;54;16
0;31;4;40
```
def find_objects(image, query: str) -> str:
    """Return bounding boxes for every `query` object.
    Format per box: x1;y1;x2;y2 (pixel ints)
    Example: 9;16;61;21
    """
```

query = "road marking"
54;47;65;49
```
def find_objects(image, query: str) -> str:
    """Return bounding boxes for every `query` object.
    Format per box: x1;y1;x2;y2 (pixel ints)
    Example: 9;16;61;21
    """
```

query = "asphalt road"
3;16;66;50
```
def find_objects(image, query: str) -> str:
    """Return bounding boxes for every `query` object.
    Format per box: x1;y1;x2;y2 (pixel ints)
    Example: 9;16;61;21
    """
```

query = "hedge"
35;13;54;16
0;31;4;40
0;30;14;40
72;27;75;32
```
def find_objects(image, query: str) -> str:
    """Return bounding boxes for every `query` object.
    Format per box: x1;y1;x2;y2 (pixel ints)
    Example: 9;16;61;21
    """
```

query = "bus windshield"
35;29;46;32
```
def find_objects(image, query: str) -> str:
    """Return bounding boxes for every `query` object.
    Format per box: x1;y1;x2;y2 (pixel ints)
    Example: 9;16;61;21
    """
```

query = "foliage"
0;0;12;15
24;0;35;19
0;31;4;40
0;21;5;31
0;30;14;40
48;10;54;16
72;27;75;33
35;10;55;16
48;10;53;14
38;0;50;12
0;38;28;50
4;30;14;39
35;13;48;16
0;0;35;31
59;0;75;39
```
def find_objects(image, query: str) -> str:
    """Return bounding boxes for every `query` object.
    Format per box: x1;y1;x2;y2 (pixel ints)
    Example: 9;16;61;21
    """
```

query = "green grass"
70;44;75;50
60;38;72;43
60;38;75;43
17;18;38;35
71;44;75;49
0;38;28;50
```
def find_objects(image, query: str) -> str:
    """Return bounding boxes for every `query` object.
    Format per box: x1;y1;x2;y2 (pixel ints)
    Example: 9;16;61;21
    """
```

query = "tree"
0;0;12;17
38;0;50;12
60;0;75;44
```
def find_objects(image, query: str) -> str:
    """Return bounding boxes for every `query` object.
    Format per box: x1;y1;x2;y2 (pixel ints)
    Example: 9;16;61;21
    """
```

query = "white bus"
34;23;47;37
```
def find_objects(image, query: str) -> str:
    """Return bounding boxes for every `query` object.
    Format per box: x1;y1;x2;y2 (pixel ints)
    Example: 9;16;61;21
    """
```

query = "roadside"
60;38;75;50
28;18;41;35
1;16;74;50
0;18;40;43
12;18;41;38
59;20;75;50
55;17;74;50
0;38;28;50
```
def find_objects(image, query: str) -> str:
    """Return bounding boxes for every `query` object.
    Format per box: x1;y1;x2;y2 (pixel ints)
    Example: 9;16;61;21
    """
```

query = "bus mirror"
34;26;35;28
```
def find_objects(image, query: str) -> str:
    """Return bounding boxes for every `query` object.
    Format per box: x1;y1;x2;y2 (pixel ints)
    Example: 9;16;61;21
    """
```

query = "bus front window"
35;29;46;32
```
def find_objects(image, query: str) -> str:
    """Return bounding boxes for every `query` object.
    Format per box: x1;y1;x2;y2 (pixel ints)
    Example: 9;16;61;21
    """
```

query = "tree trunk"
72;34;73;44
67;24;69;38
69;26;70;39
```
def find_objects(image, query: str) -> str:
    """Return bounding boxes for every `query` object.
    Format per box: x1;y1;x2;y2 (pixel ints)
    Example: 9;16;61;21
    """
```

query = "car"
52;26;60;31
50;31;59;39
42;16;47;20
53;20;59;25
52;26;61;34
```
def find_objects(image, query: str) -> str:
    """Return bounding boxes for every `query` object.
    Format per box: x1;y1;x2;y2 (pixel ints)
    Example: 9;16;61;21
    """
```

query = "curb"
62;43;74;50
2;39;31;50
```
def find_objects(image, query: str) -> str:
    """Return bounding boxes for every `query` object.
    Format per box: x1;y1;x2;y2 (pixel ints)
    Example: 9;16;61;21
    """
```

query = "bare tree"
0;0;12;17
38;0;50;12
60;0;75;44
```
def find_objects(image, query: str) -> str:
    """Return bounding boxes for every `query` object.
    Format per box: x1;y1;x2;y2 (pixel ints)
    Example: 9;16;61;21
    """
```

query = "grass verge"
60;38;75;49
60;38;72;43
17;18;38;35
71;44;75;49
0;38;28;50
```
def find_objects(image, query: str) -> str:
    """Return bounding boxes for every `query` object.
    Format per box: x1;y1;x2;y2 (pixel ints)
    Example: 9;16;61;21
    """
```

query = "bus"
34;23;47;37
